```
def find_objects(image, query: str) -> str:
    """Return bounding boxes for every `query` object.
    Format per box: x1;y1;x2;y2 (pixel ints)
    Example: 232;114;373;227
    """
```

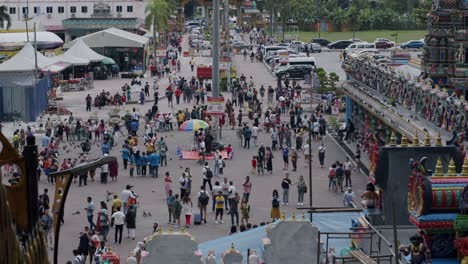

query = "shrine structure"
407;156;468;263
341;0;468;172
422;0;468;93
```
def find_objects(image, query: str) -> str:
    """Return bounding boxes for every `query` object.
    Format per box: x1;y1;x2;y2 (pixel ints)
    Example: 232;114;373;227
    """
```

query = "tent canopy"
41;61;72;73
63;27;149;49
52;53;90;66
63;39;105;62
0;31;63;51
0;43;55;72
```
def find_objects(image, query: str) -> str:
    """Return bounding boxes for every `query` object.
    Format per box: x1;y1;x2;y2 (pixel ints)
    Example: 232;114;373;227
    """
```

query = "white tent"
0;43;55;72
63;39;105;62
52;53;90;66
0;31;62;44
63;27;148;49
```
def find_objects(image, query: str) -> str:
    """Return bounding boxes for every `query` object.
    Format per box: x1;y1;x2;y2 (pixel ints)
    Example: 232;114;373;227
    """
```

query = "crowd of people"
0;28;383;264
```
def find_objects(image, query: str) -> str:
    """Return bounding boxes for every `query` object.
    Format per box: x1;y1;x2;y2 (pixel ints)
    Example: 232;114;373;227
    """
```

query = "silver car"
309;43;322;53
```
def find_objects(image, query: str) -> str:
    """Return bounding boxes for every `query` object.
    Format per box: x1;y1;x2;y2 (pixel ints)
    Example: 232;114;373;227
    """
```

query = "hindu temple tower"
422;0;468;96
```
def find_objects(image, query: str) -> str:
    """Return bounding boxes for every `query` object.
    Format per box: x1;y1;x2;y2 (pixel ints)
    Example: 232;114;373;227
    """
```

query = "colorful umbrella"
179;119;209;131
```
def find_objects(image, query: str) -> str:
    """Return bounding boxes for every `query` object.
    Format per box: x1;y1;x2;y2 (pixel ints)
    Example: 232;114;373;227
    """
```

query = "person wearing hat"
343;187;354;207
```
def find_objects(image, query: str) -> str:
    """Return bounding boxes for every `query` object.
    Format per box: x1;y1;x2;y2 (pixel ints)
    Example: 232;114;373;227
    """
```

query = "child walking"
251;156;257;174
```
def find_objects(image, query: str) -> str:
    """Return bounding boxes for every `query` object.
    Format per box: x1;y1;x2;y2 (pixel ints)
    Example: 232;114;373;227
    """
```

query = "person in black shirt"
281;173;292;205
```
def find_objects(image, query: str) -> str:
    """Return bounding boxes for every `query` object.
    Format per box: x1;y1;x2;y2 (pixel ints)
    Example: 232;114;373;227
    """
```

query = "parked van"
276;57;316;71
345;42;376;51
262;46;286;56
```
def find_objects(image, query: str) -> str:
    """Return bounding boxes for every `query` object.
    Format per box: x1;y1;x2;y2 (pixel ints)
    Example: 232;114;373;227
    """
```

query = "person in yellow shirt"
177;111;185;128
12;132;20;150
215;191;225;224
111;195;122;227
145;141;154;154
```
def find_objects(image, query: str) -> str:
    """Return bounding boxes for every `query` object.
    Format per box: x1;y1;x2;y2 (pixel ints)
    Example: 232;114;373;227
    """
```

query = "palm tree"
145;0;172;60
0;5;11;30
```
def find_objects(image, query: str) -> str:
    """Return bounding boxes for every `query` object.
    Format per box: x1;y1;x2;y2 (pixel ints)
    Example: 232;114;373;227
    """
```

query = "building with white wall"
0;0;149;41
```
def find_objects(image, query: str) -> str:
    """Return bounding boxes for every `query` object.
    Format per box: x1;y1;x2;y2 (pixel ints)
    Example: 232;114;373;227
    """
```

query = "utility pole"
316;0;320;38
34;22;38;80
25;0;29;42
212;0;220;97
308;119;313;222
224;0;230;92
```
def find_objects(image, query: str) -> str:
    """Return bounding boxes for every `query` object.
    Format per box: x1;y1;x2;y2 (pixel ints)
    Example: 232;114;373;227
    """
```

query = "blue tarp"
198;212;361;261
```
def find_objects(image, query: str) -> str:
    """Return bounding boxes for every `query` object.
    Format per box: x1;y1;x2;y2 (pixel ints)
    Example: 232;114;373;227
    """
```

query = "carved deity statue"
399;233;432;264
456;44;466;64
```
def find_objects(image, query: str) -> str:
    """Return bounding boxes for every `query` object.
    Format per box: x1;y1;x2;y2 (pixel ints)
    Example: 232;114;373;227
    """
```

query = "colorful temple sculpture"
407;156;468;262
422;0;468;93
0;130;116;264
0;132;49;264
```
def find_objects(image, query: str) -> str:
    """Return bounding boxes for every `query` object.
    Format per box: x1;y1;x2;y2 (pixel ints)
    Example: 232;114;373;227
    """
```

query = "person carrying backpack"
202;162;213;191
197;186;209;224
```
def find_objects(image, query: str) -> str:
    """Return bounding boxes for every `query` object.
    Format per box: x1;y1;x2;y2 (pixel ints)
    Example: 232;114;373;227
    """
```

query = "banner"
156;48;166;58
207;96;225;115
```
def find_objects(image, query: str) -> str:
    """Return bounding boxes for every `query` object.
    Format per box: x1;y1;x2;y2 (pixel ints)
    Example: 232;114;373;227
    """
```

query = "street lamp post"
212;0;220;97
308;119;313;222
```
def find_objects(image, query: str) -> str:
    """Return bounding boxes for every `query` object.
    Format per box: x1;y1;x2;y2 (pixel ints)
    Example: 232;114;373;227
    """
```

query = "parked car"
232;41;250;50
309;43;322;53
400;40;424;49
275;65;313;80
290;41;305;52
199;40;211;50
374;40;394;49
311;38;331;47
327;40;353;49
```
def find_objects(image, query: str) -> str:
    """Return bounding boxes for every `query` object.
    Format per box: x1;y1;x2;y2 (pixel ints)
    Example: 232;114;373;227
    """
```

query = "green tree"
0;5;11;29
413;0;431;29
145;0;172;59
328;72;339;90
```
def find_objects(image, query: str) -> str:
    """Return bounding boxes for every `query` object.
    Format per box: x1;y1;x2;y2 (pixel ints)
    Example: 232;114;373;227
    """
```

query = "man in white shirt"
343;157;353;187
111;207;125;244
251;125;259;147
303;143;310;167
227;180;236;213
179;173;189;198
100;159;109;184
343;188;355;207
122;185;135;214
131;108;140;121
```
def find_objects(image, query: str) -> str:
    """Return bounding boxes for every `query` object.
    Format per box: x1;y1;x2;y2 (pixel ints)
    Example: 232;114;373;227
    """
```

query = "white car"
200;40;211;50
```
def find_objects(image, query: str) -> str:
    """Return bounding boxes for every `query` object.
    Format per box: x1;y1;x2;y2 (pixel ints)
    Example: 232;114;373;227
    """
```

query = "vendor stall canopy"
63;27;149;49
0;43;55;72
0;31;63;51
63;38;106;62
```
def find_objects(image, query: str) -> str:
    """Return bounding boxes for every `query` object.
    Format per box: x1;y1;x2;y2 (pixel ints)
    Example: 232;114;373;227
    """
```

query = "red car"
375;41;394;49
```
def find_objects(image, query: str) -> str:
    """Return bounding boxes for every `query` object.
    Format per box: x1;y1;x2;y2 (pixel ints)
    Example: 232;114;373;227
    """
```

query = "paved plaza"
2;38;369;262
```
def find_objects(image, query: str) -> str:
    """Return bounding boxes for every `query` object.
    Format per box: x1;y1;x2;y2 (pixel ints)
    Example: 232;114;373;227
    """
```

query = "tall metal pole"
212;0;220;97
224;0;230;92
34;22;38;80
308;119;313;222
25;0;29;42
316;0;320;38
